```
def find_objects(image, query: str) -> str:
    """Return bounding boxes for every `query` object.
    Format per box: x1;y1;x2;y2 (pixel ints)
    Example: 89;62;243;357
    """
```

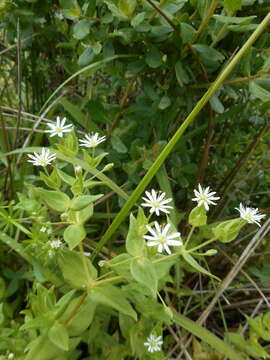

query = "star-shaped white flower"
79;133;106;148
45;116;73;137
141;189;173;216
192;184;220;211
50;239;62;249
236;203;266;227
144;334;163;353
27;148;56;167
144;221;182;255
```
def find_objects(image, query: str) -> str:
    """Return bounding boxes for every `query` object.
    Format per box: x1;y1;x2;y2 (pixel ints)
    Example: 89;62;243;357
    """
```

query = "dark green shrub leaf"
73;19;90;40
175;60;190;86
180;22;196;44
224;0;242;11
111;135;128;153
146;46;163;68
78;46;94;66
118;0;136;17
131;12;145;27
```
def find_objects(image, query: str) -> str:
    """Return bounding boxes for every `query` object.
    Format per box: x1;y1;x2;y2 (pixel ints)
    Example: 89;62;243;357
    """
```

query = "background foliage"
0;0;270;359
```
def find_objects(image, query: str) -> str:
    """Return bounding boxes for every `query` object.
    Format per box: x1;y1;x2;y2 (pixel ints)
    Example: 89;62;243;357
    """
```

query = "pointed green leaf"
189;206;207;227
182;251;220;281
130;257;157;297
90;284;137;320
48;322;69;351
64;224;86;249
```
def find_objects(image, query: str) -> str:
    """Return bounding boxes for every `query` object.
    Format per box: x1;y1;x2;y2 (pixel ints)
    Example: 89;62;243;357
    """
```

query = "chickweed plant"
0;117;266;360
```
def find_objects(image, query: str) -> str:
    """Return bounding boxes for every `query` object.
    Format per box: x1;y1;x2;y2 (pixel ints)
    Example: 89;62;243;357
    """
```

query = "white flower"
8;354;15;360
192;184;220;211
144;221;182;255
27;148;56;167
50;239;62;249
45;116;73;137
141;189;173;216
40;226;52;234
79;133;106;148
144;334;163;353
236;203;266;227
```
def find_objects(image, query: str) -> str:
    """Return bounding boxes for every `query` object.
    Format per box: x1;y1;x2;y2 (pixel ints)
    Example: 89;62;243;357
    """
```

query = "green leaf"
180;22;196;44
104;0;128;20
210;94;224;113
48;322;69;351
78;46;94;66
39;167;61;190
224;0;242;11
58;249;97;289
182;251;220;280
250;80;270;102
213;15;256;25
70;203;94;225
145;46;163;69
189;206;207;227
118;0;136;17
56;168;75;186
130;257;157;297
33;188;70;212
90;285;137;320
175;60;190;86
64;224;86;249
126;212;146;257
158;95;171;110
212;218;246;243
70;194;103;211
60;295;96;336
21;314;54;331
173;311;244;360
73;19;90;40
85;0;96;16
192;44;225;63
111;135;128;153
197;0;212;19
131;12;145;27
104;253;133;279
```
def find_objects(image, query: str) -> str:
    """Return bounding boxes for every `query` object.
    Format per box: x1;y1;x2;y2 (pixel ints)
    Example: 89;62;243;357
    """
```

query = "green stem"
187;237;217;253
185;225;195;248
90;12;270;261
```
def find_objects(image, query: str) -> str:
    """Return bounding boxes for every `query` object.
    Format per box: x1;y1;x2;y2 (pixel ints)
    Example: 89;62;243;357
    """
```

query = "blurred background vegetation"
1;0;270;358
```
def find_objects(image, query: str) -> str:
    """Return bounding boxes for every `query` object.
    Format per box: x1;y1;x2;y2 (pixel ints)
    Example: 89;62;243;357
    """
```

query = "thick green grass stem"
91;12;270;261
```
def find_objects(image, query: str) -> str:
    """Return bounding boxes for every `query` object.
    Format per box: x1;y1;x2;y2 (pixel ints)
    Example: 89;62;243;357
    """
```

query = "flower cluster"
27;118;106;167
141;189;181;255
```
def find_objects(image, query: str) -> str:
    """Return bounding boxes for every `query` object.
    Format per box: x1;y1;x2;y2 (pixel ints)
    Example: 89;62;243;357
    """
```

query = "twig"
145;0;179;33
